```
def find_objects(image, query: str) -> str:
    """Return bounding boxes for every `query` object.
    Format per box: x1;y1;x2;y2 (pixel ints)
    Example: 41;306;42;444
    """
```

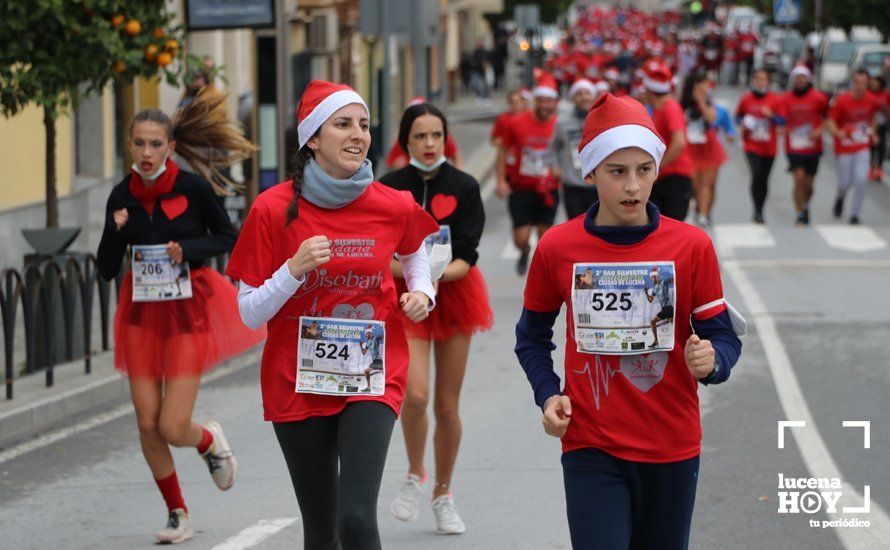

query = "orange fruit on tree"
156;52;173;67
125;19;141;36
113;60;126;73
152;28;165;39
144;44;158;62
164;39;179;53
110;14;125;27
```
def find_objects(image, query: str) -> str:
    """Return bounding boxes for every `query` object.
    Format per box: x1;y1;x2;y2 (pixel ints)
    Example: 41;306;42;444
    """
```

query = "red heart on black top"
160;195;188;220
430;194;457;220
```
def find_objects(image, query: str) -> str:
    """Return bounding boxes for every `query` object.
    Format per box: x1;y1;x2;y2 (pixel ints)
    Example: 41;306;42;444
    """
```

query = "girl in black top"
379;103;493;535
96;90;265;544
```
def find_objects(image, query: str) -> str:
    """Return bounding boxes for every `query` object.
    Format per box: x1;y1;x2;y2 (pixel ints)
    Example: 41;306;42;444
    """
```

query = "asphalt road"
2;87;889;550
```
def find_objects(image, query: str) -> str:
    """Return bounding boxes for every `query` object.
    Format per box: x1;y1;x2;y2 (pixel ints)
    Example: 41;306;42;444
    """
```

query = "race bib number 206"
297;317;386;396
132;244;192;302
571;262;676;355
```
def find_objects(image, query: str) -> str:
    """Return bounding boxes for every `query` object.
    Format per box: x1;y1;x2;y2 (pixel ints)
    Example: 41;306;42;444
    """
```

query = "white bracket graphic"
778;420;806;449
842;421;871;449
843;485;872;514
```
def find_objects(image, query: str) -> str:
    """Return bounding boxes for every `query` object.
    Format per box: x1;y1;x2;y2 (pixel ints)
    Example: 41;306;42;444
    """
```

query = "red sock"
155;471;187;512
196;427;213;454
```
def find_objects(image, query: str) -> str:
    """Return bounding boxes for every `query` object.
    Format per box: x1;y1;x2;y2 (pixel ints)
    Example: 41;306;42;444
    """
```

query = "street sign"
185;0;275;30
514;4;540;30
773;0;800;25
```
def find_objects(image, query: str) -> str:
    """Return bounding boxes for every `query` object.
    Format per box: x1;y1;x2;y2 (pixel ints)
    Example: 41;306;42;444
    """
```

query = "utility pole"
275;0;293;181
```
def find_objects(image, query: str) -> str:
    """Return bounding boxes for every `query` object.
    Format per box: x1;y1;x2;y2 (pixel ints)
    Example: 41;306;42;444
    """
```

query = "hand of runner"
400;291;430;323
166;241;183;263
113;208;129;231
542;394;572;438
684;334;715;379
288;235;331;279
495;179;511;199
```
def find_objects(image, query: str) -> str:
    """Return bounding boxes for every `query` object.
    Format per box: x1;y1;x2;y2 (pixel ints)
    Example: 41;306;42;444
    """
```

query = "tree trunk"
44;106;59;228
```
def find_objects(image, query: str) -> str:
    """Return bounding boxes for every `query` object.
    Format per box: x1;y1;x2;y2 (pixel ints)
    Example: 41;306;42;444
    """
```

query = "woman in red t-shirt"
226;80;439;550
680;72;727;227
380;103;493;535
869;76;889;182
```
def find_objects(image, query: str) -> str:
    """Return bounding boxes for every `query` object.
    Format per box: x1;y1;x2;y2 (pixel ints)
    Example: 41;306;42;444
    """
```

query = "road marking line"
0;349;261;465
714;224;776;254
723;259;890;548
211;518;298;550
734;259;890;269
815;225;887;253
500;232;537;260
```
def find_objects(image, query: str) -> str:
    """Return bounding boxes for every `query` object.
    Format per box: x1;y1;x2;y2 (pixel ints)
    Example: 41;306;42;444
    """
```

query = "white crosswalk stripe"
814;225;887;252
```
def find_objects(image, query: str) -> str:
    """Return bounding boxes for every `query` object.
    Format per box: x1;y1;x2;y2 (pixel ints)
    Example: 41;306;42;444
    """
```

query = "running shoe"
516;246;530;276
795;209;809;226
833;197;844;219
849;216;861;225
155;509;193;545
432;494;466;535
200;420;237;491
391;473;426;522
752;213;765;224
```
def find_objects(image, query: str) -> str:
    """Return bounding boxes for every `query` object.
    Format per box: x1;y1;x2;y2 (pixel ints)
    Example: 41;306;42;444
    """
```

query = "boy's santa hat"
533;73;559;99
643;61;673;94
569;78;598;98
297;80;369;149
789;65;812;82
577;93;666;178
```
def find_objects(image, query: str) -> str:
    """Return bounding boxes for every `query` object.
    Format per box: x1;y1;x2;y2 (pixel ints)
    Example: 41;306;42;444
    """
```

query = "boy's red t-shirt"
651;97;693;178
829;92;878;155
226;182;439;422
523;215;727;462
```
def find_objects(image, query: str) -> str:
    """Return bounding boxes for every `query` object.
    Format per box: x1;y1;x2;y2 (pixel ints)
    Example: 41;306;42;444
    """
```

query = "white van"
817;27;881;93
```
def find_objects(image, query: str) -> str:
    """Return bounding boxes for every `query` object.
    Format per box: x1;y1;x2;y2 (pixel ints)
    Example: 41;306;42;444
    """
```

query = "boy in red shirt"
496;75;560;275
516;93;741;550
735;68;785;223
826;69;880;224
778;66;828;225
643;61;694;222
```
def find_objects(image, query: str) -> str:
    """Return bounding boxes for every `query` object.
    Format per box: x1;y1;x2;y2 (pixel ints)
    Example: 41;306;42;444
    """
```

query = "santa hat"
577;93;666;178
789;65;812;82
604;67;620;81
297;80;369;149
643;61;673;94
533;73;559;99
407;96;427;107
569;78;597;98
519;88;532;101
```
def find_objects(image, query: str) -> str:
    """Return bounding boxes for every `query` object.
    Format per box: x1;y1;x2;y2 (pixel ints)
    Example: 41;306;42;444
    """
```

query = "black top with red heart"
97;169;237;281
379;162;485;266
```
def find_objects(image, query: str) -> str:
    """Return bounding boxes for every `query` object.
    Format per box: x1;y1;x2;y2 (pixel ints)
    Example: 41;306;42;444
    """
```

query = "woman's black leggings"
745;152;775;216
273;401;397;550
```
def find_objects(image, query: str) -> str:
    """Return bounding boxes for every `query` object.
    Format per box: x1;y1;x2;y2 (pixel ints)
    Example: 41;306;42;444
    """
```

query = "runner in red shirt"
496;74;560;275
643;61;694;221
737;24;758;84
226;80;439;549
735;68;784;223
868;75;889;182
516;93;741;550
491;88;530;184
680;72;726;227
826;69;880;224
778;66;829;225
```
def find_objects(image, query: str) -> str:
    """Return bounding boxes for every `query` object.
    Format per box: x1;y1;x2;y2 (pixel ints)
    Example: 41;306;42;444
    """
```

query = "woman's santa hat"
519;88;532;101
577;93;666;178
569;78;598;98
642;61;673;94
297;80;369;149
532;73;559;99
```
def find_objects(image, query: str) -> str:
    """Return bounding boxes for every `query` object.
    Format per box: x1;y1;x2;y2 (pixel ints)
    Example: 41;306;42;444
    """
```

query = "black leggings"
872;124;887;167
273;401;397;550
745;152;775;216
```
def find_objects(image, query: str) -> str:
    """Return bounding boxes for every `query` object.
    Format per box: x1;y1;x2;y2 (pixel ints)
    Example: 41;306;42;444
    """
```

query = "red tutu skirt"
397;266;494;341
114;267;266;378
689;132;728;170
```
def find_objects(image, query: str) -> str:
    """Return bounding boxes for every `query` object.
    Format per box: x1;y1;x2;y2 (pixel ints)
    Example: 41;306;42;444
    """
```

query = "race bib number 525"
297;317;386;396
571;262;677;355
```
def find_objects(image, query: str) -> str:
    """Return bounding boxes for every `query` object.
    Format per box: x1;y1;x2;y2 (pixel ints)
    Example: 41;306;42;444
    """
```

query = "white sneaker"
200;420;237;491
155;508;193;544
432;494;466;535
391;473;425;521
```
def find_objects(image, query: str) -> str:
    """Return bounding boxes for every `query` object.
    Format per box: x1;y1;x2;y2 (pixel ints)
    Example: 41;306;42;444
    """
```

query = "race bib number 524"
297;317;386;396
571;262;677;355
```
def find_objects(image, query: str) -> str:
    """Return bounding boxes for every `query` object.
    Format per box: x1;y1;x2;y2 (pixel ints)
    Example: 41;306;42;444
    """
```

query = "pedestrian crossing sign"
774;0;800;24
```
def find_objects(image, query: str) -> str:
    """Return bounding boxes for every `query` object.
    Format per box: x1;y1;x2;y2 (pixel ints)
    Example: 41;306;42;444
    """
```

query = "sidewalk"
0;104;503;452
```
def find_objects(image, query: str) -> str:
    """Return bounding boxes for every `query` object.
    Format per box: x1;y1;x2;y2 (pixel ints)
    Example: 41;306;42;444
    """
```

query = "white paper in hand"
428;243;452;281
725;300;747;337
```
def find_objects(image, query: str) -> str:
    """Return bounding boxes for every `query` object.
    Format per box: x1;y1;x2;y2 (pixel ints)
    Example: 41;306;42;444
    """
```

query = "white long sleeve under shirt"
236;244;435;330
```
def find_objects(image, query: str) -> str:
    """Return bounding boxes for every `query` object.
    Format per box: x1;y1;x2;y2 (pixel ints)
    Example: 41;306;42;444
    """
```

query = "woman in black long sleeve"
96;91;265;545
379;103;493;535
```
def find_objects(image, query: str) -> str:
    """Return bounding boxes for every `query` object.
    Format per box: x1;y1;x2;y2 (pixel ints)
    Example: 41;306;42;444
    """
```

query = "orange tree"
0;0;184;228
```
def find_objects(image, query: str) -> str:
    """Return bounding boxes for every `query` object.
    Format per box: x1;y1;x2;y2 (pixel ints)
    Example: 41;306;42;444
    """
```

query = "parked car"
818;39;881;93
777;34;806;87
850;44;890;78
